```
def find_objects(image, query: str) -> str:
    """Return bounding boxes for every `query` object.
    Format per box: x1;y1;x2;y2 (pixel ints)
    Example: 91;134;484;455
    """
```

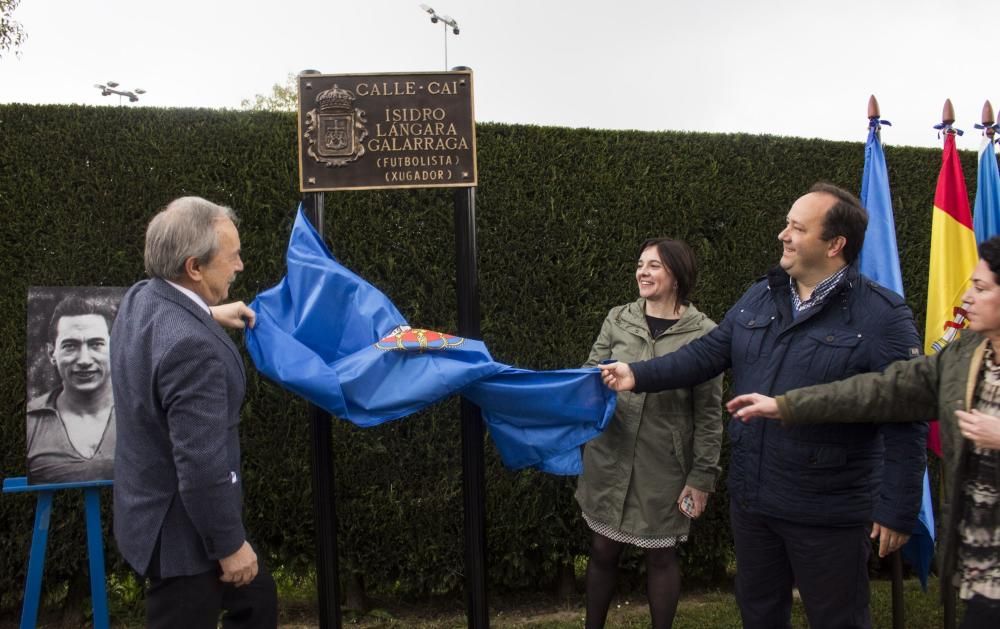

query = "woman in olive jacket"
576;237;724;629
727;238;1000;629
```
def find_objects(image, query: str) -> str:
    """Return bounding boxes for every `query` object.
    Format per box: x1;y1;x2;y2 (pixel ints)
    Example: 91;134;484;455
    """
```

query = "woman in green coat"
577;237;724;629
726;237;1000;629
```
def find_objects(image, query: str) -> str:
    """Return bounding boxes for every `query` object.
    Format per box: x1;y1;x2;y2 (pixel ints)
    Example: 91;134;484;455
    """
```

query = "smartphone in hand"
680;495;695;518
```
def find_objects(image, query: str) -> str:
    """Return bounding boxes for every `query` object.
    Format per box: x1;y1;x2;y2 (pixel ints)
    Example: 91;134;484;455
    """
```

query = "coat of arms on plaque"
304;84;368;167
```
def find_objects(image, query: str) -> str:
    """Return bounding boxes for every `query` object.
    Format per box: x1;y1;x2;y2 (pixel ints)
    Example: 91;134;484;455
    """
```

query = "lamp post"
418;4;459;70
93;81;146;106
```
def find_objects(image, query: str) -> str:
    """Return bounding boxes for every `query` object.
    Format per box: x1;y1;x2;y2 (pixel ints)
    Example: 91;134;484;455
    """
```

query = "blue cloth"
859;122;935;590
974;137;1000;243
245;208;615;475
904;473;936;590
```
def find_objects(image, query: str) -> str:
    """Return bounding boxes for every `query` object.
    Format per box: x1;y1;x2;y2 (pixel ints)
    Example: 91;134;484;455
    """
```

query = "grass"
2;573;948;627
274;576;947;628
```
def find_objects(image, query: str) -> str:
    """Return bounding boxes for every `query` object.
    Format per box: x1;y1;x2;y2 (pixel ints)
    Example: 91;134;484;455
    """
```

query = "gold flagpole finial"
867;95;880;120
983;100;995;138
942;99;956;126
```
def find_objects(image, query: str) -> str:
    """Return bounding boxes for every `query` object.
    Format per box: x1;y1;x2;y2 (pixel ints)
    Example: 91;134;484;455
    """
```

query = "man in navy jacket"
112;197;274;628
600;183;927;629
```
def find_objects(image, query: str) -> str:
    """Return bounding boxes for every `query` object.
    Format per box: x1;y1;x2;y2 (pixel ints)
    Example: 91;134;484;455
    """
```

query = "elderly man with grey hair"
111;196;275;628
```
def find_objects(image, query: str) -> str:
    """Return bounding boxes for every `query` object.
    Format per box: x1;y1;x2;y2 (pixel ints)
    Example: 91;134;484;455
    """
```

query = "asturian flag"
245;208;615;475
859;119;903;291
973;133;1000;243
858;117;934;590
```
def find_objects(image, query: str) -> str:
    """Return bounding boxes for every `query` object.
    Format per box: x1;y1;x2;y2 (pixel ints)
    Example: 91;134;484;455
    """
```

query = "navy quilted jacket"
630;263;928;530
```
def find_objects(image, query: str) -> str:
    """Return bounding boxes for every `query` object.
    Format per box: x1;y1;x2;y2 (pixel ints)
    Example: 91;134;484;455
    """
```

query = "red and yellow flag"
925;132;978;455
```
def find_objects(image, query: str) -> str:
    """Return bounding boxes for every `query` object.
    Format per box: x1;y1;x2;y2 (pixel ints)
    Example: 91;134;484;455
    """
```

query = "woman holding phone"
576;237;724;629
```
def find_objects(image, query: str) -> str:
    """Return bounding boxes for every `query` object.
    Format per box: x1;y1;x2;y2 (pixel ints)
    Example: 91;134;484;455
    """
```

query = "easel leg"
21;491;53;629
84;488;110;629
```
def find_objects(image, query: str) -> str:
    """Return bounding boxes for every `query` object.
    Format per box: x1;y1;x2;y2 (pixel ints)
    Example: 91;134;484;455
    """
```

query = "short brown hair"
809;182;869;264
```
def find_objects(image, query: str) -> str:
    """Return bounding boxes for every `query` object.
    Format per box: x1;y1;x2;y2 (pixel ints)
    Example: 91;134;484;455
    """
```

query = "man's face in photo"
48;314;111;395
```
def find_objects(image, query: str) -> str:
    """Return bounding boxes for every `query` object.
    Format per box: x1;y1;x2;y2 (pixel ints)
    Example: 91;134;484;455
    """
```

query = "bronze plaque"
298;71;477;192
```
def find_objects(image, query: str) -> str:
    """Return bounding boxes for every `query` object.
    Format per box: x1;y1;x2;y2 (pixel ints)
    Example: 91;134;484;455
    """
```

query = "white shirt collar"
166;280;211;315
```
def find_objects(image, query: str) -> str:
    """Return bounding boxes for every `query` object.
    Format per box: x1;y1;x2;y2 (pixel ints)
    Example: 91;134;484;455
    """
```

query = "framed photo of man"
26;286;126;485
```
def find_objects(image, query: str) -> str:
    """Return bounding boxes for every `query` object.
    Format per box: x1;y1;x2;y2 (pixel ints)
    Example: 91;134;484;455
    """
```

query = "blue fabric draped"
859;121;935;590
973;136;1000;243
245;208;615;475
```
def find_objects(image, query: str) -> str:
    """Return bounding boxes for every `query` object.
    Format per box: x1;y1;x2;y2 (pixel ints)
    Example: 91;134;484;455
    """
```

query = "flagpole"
865;94;905;629
941;98;956;135
973;100;1000;244
937;97;960;629
867;94;881;138
983;100;996;141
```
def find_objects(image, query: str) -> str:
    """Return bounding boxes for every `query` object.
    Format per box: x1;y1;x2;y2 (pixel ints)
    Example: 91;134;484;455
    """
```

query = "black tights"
584;532;681;629
960;595;1000;629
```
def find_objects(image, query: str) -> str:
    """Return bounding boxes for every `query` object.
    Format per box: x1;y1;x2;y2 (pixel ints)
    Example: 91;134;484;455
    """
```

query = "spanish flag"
925;131;977;455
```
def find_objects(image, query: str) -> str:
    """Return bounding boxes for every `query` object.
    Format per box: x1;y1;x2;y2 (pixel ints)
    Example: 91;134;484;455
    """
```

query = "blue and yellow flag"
246;208;615;474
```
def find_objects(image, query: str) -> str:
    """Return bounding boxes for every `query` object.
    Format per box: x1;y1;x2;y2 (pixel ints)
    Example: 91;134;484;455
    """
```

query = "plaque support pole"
303;191;342;629
890;551;903;629
454;184;489;628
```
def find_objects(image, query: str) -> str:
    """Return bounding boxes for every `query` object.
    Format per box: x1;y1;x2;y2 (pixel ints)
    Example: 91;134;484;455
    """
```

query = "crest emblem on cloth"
304;84;368;167
375;328;466;352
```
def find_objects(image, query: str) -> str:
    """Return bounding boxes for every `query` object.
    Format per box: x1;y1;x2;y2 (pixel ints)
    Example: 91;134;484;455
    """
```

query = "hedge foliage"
0;104;984;608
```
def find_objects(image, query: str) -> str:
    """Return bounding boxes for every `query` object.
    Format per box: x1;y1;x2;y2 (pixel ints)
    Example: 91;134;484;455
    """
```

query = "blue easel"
2;476;112;629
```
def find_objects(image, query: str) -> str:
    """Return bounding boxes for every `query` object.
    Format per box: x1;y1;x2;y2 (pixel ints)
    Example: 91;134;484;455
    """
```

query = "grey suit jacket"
111;278;247;578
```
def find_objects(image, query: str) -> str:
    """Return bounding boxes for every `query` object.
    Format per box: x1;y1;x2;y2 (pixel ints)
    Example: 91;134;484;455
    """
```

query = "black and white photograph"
26;286;125;485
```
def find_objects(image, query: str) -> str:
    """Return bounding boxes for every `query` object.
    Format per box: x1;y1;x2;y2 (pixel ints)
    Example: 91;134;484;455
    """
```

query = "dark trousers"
960;595;1000;629
730;501;872;629
145;549;277;629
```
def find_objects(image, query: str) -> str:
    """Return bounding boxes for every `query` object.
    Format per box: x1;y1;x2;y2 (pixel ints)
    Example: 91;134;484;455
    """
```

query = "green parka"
576;299;724;538
777;330;992;602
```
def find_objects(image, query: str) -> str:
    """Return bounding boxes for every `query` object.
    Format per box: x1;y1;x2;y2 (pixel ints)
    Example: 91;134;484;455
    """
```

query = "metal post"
890;551;904;629
454;185;489;628
944;573;957;629
303;191;342;629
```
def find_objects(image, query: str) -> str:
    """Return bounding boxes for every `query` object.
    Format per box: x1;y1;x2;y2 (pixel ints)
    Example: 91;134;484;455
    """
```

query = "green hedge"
0;104;982;608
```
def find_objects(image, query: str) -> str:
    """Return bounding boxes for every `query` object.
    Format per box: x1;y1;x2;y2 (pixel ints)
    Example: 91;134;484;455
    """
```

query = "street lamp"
93;81;146;105
418;4;459;70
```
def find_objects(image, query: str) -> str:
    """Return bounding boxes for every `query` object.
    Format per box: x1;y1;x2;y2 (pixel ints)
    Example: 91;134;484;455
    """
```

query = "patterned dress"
960;347;1000;601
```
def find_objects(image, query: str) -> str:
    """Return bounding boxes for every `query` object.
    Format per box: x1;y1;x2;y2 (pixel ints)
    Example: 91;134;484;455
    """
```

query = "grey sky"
3;0;997;149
